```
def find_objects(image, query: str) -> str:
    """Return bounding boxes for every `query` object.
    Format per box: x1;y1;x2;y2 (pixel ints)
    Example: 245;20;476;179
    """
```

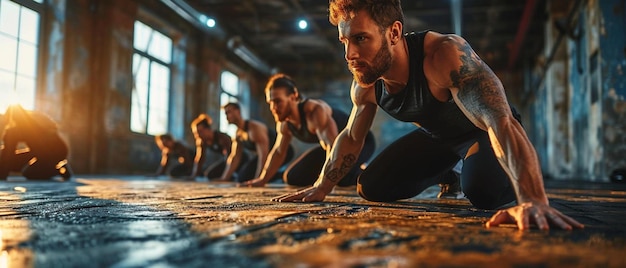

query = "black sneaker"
56;160;73;180
437;170;463;199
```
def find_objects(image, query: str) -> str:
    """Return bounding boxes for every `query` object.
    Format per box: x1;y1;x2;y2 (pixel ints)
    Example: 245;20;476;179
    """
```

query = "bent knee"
357;182;407;202
282;172;314;187
464;187;516;210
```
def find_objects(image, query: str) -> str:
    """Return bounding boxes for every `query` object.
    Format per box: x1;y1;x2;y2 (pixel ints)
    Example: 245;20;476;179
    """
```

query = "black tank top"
240;120;277;151
374;31;478;139
286;99;350;144
205;131;227;154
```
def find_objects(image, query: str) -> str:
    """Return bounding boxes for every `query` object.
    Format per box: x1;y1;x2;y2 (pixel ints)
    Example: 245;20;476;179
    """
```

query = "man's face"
223;106;240;124
162;139;175;149
266;88;295;122
338;10;392;87
195;124;213;141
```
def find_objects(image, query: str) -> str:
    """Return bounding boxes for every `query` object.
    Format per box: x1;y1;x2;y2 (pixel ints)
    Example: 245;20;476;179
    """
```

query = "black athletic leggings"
357;129;516;210
284;132;376;187
235;145;295;183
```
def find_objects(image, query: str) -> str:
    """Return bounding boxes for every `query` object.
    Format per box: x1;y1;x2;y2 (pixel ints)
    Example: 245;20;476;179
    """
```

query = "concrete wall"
8;0;624;180
34;0;267;175
525;0;625;181
11;0;352;176
598;0;626;179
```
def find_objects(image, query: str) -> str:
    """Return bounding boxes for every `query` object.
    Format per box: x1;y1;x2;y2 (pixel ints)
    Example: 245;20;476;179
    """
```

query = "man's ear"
389;21;403;45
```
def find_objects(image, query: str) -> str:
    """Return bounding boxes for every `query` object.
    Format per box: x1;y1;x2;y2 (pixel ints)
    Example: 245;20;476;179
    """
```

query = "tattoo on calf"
326;154;357;182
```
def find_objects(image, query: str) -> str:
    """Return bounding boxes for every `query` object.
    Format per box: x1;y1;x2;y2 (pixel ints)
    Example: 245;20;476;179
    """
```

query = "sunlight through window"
219;71;240;137
0;0;40;112
131;21;172;135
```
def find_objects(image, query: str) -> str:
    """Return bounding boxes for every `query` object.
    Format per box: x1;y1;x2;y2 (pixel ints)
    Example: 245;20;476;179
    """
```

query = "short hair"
156;134;173;141
222;102;241;111
191;114;212;133
155;133;173;148
329;0;404;31
264;73;300;100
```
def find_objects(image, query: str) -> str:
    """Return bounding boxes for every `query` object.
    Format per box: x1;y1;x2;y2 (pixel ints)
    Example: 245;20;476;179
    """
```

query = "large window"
219;71;240;137
0;0;42;112
131;20;172;135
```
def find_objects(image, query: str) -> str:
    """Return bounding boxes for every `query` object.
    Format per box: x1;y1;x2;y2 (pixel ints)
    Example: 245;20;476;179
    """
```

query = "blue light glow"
207;18;216;28
298;19;308;30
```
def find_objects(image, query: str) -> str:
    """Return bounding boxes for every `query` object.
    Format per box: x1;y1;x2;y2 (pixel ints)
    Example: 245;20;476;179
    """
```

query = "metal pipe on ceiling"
508;0;537;70
159;0;274;75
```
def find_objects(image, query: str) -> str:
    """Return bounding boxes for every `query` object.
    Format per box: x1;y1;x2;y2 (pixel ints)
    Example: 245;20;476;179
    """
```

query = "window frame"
130;20;173;136
219;70;242;138
0;0;43;112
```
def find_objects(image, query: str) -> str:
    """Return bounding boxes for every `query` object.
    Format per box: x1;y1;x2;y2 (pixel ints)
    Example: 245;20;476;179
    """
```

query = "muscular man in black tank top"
218;102;294;182
273;0;583;231
189;114;233;179
154;134;194;178
239;74;376;187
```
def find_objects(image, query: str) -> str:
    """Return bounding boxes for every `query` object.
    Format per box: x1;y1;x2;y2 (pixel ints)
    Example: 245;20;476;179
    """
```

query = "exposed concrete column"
451;0;462;36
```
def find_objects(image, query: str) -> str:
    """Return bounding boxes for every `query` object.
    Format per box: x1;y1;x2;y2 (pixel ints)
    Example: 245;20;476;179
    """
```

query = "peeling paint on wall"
45;22;63;95
600;0;626;177
528;0;625;181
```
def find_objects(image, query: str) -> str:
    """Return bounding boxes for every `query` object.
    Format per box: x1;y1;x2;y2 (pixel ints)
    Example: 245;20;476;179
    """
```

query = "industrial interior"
0;0;625;267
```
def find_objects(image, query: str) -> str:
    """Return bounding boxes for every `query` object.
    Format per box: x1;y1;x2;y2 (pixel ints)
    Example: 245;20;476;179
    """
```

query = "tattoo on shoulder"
325;154;357;183
448;41;505;116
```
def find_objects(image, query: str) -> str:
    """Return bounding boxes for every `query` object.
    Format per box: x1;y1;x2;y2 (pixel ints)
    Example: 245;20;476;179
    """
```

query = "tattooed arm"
424;32;582;230
273;81;377;202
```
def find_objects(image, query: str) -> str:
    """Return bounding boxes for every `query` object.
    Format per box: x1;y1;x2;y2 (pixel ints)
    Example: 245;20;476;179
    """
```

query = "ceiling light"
199;14;216;28
298;19;308;30
206;18;216;28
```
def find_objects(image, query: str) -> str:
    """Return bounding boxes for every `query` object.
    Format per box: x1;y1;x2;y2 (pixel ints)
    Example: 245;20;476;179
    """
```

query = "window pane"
147;63;169;135
15;74;35;110
131;54;149;133
131;21;173;135
221;71;238;95
132;79;149;116
148;31;172;63
219;92;238;137
130;95;148;133
0;0;19;37
133;21;151;52
0;35;17;72
0;70;14;112
133;54;149;87
150;63;169;89
19;6;39;44
147;105;167;135
17;42;37;77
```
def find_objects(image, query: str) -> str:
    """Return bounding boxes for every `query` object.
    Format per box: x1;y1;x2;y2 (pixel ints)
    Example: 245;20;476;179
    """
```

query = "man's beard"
350;38;392;87
273;107;289;122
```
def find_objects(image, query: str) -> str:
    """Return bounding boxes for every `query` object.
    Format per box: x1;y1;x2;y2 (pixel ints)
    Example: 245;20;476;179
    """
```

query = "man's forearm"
489;118;548;204
221;153;241;180
315;132;363;192
259;148;286;182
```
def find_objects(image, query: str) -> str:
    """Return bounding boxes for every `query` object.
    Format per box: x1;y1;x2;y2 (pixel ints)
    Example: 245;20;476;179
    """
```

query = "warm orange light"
1;92;33;113
0;250;7;268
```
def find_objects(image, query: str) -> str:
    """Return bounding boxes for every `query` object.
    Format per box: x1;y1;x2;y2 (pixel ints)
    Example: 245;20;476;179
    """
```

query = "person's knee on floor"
23;162;58;180
462;177;516;210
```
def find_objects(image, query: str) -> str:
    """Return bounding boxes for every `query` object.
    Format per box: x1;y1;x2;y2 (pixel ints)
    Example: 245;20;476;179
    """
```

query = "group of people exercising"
154;73;377;189
1;0;583;231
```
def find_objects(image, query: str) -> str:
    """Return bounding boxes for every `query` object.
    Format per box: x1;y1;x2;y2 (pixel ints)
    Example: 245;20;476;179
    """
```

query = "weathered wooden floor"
0;176;624;267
